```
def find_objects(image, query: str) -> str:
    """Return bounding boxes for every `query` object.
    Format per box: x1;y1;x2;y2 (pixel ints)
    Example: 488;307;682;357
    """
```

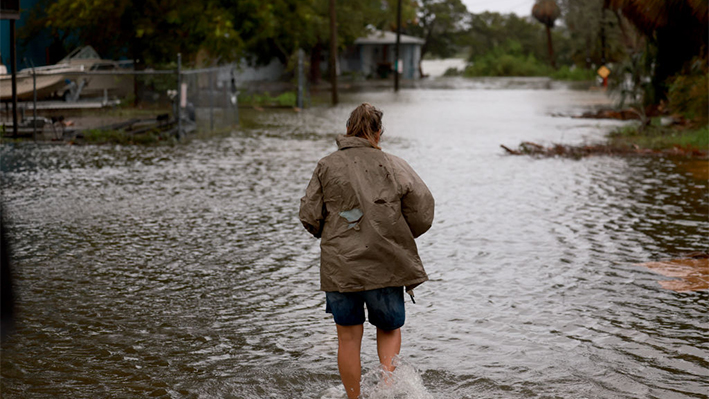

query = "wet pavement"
1;79;708;398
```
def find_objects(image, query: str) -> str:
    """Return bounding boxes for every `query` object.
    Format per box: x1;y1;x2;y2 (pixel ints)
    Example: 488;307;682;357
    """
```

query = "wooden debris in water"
574;108;641;120
501;141;708;159
637;254;709;292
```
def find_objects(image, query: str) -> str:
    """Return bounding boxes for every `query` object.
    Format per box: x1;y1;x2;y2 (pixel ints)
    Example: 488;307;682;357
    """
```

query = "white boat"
0;46;133;101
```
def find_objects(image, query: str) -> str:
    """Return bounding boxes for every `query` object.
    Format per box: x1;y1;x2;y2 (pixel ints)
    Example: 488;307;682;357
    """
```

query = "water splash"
319;385;348;399
361;358;434;399
318;358;433;399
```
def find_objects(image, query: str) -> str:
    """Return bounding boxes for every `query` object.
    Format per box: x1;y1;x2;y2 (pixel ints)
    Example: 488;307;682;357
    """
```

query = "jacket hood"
336;134;376;150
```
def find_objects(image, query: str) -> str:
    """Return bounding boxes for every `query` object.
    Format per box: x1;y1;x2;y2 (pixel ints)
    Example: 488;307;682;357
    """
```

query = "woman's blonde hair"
346;103;383;149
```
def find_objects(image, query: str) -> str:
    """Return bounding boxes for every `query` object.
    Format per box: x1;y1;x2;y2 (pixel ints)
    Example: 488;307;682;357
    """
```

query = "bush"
550;65;596;81
442;67;462;77
464;40;552;77
667;57;708;125
274;91;296;107
464;53;551;77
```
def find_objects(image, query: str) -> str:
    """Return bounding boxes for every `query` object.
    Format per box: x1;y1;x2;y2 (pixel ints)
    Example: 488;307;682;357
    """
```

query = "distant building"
339;29;425;79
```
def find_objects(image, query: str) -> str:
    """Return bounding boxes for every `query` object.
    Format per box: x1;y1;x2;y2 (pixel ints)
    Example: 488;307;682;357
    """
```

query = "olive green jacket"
299;135;434;293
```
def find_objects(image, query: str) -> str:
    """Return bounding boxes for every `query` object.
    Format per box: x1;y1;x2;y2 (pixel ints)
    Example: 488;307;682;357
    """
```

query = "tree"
465;12;555;63
605;0;708;102
329;0;338;104
222;0;410;83
557;0;626;68
532;0;561;68
407;0;469;76
45;0;243;65
38;0;424;85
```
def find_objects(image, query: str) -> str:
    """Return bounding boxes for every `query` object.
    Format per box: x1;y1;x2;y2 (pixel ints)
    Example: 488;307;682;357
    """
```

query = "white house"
339;30;425;79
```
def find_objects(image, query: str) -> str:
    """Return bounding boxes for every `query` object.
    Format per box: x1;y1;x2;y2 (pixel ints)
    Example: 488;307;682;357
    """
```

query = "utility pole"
329;0;338;105
600;3;607;65
176;53;182;140
297;49;304;109
10;20;18;138
394;0;402;92
1;0;20;138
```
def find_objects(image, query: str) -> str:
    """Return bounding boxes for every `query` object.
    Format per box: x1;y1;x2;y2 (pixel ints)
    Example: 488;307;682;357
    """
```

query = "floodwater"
1;79;708;399
420;59;467;77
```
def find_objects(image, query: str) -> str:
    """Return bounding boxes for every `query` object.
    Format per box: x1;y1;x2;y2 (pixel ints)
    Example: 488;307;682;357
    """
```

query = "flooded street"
1;80;708;398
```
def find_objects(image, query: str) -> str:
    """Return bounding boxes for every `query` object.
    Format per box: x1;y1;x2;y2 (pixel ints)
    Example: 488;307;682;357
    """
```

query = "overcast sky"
461;0;536;17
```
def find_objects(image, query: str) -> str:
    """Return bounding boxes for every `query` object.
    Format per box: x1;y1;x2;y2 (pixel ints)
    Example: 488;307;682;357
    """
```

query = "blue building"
339;29;424;80
1;0;53;70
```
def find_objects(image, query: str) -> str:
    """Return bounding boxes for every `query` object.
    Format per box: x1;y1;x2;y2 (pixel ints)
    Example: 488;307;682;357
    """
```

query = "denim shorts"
325;286;405;331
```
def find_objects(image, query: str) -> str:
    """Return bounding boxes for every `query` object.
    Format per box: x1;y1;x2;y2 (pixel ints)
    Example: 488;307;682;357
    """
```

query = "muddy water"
1;81;708;398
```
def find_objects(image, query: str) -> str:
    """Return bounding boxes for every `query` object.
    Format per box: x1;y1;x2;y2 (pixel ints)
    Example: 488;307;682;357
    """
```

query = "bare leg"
336;324;364;399
376;327;401;373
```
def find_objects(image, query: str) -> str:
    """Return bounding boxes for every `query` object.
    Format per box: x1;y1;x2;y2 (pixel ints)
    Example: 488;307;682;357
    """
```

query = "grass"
238;91;296;107
608;122;709;151
101;107;171;118
80;129;167;145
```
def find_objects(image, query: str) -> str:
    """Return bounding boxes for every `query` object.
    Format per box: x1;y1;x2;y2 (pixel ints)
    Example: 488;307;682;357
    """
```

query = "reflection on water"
1;83;708;398
675;159;709;181
638;257;709;292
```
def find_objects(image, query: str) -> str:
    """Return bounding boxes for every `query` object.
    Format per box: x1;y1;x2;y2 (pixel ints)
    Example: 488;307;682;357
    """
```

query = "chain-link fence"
181;65;238;134
1;66;237;140
1;54;312;140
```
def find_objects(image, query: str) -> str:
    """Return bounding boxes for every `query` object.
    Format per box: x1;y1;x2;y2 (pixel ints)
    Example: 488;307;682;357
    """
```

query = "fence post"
297;49;304;109
209;70;214;132
232;67;239;127
28;59;37;141
176;53;182;140
222;73;228;126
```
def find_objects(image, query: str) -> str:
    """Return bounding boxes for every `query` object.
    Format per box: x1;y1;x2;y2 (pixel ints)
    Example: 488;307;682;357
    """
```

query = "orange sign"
597;65;611;79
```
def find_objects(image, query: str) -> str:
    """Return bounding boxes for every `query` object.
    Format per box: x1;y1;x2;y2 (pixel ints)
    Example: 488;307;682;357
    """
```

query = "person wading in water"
300;103;434;398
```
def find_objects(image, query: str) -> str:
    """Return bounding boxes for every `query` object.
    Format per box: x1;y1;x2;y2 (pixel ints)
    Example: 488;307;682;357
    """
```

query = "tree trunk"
545;25;556;68
600;4;607;64
310;41;322;84
130;37;145;107
419;19;435;79
329;0;338;105
394;0;401;91
127;6;145;107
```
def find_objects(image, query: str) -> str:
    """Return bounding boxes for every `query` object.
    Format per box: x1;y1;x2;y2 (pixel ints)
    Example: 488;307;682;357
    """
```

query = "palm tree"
607;0;707;37
606;0;707;101
532;0;561;68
